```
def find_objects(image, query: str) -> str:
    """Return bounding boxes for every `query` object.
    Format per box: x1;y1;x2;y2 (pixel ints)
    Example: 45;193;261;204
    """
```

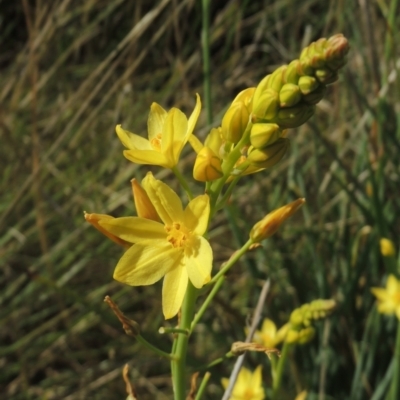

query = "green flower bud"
315;67;336;84
302;85;327;105
297;327;316;344
252;74;271;109
279;83;302;108
247;138;289;168
269;65;287;92
252;88;279;120
221;102;250;143
298;76;319;95
250;123;281;148
284;60;301;84
275;105;315;128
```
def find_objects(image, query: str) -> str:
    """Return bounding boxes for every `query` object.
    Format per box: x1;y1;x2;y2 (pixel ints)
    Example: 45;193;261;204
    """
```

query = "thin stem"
159;327;189;335
136;335;175;360
172;282;199;399
216;176;240;211
272;341;292;399
191;276;225;331
195;372;211;400
199;351;234;370
173;166;194;200
211;239;253;284
201;0;212;125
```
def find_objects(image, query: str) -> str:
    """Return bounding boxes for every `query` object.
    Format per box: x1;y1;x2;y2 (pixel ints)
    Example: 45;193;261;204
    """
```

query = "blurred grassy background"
1;0;399;399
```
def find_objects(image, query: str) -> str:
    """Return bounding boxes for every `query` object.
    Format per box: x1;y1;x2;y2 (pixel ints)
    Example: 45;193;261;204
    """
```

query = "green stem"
191;276;225;331
172;281;199;399
195;372;211;400
215;176;240;211
199;351;234;370
201;0;212;125
210;239;253;283
209;122;252;215
136;334;174;360
272;341;292;399
388;318;400;399
159;327;189;335
173;166;194;200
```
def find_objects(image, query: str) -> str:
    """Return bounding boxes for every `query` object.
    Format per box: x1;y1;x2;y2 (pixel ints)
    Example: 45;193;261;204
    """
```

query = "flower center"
150;133;162;151
243;389;255;399
165;223;189;248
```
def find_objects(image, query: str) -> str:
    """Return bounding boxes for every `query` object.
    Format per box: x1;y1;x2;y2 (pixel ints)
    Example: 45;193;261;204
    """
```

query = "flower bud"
302;85;327;105
284;60;301;84
315;67;336;84
221;102;250;143
279;83;302;108
193;146;223;182
247;138;289;169
380;238;396;257
131;179;159;221
232;87;255;111
250;123;281;149
298;76;319;95
269;65;287;92
249;198;305;242
252;88;280;120
275;105;315;128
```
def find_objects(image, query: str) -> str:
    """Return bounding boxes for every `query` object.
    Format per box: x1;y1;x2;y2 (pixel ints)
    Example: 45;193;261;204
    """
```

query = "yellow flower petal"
187;94;201;140
116;125;152;150
184;194;210;235
161;108;187;162
148;102;167;142
162;265;188;319
99;217;166;244
184;236;212;288
123;149;170;168
131;178;159;221
142;172;184;225
113;242;182;286
386;274;399;294
84;212;131;248
371;287;389;302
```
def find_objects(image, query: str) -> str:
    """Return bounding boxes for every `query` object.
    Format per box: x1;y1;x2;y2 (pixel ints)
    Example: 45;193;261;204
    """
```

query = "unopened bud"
279;83;302;108
284;60;301;84
131;179;159;221
247;138;289;168
275;105;315;128
269;65;287;92
252;88;280;120
380;238;396;257
298;76;319;95
250;123;281;149
302;85;327;105
315;67;336;84
193;146;223;182
249;198;305;242
221;102;250;143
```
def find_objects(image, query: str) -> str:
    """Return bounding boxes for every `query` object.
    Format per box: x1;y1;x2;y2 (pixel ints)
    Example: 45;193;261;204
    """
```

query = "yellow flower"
116;94;201;169
252;318;289;348
371;275;400;319
221;366;265;400
97;172;213;319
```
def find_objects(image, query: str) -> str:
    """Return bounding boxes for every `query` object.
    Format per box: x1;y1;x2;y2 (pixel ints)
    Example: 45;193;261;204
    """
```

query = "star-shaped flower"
91;172;212;319
116;94;201;169
371;274;400;319
221;366;265;400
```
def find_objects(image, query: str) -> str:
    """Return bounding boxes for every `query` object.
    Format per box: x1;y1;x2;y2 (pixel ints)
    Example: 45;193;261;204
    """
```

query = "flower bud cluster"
192;34;349;181
286;299;336;345
252;34;349;131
